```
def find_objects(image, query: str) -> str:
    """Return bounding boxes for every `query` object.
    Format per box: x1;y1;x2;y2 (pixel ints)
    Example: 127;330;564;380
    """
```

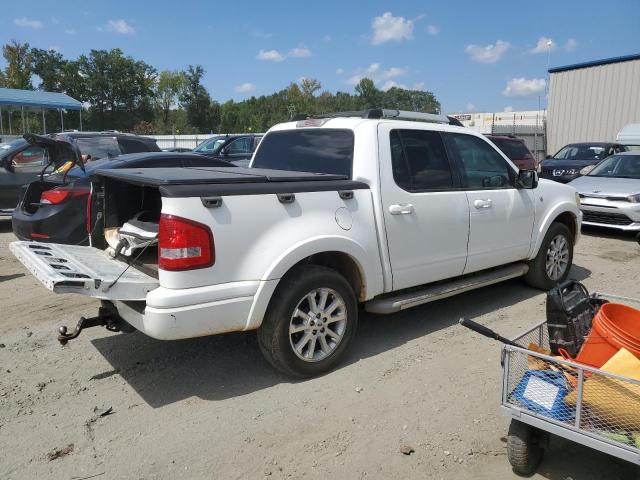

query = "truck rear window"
251;129;354;177
491;138;533;160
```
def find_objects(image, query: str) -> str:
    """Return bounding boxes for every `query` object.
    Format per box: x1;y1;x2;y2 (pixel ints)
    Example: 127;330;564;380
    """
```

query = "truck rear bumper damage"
114;280;277;340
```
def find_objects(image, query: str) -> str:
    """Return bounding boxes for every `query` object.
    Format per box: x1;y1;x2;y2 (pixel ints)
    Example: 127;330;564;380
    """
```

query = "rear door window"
252;129;354;176
390;129;455;191
118;137;157;154
76;137;121;160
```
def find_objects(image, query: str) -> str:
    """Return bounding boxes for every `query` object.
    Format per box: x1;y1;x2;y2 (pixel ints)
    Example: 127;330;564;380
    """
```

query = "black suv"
0;131;159;214
193;134;262;167
539;142;627;183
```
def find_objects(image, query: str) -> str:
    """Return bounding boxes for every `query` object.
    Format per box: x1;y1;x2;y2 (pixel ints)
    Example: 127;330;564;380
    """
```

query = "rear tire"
507;420;544;476
257;265;358;378
525;222;573;290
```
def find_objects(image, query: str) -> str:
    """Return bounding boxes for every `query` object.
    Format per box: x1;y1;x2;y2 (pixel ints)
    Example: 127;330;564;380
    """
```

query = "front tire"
257;265;358;378
507;420;544;476
525;222;573;290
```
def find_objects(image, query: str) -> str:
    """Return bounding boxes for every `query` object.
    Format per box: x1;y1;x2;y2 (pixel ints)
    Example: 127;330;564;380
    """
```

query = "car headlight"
575;192;581;207
627;193;640;203
579;165;596;175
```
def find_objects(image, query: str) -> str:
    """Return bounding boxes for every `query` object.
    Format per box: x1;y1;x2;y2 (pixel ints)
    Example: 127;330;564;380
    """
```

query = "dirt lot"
1;220;639;480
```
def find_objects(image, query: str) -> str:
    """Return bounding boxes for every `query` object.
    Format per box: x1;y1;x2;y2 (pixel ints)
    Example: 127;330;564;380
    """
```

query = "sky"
2;0;640;114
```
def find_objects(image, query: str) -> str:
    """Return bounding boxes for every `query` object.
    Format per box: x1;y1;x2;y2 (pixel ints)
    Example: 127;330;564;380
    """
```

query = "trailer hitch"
57;307;119;345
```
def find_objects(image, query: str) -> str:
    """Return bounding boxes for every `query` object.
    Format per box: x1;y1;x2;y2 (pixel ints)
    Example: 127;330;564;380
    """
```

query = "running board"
365;263;529;314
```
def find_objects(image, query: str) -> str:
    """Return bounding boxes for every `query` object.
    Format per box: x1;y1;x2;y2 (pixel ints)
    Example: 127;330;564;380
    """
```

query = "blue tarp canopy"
0;87;81;110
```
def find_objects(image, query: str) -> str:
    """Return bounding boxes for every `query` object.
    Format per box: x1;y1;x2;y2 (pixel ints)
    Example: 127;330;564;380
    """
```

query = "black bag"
546;281;606;357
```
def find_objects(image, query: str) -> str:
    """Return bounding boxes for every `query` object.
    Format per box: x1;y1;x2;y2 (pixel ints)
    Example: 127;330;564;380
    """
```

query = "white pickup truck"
10;110;582;377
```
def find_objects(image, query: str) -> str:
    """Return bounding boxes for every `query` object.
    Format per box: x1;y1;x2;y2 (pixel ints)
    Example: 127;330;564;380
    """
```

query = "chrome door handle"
388;203;414;215
474;199;493;209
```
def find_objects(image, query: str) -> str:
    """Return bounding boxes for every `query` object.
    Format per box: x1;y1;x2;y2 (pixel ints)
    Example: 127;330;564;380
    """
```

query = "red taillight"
40;186;89;205
158;214;214;271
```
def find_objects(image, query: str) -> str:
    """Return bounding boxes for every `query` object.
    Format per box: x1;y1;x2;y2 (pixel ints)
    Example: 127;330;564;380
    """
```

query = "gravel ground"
0;220;638;480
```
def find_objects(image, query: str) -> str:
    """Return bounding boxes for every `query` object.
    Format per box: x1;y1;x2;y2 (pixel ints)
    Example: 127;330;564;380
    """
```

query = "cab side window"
445;133;513;189
12;146;47;167
390;129;454;191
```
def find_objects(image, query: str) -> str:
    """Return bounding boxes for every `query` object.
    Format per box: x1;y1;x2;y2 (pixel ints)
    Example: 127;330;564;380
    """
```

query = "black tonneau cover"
96;166;369;197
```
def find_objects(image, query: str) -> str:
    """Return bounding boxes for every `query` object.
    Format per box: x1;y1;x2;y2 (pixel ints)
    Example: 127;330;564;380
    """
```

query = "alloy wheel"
288;288;347;362
545;234;569;281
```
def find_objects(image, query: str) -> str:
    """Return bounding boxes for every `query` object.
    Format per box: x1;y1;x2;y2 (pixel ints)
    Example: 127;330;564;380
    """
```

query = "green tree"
156;70;186;126
31;48;67;91
78;48;156;130
3;40;33;89
355;78;380;109
180;65;214;131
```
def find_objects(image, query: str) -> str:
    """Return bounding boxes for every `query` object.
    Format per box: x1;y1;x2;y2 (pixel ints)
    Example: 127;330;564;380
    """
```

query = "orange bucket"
596;303;640;346
575;304;640;368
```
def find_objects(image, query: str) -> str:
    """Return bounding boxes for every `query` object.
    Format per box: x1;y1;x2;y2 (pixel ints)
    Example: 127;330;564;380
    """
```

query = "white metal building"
449;110;545;134
547;53;640;153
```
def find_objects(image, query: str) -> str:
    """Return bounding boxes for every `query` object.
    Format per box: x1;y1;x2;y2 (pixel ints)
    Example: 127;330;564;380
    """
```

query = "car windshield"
588;155;640;179
251;129;354;176
194;136;227;154
0;138;28;157
553;144;609;161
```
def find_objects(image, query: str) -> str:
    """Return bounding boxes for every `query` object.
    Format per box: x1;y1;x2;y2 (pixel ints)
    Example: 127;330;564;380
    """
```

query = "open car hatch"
10;241;158;301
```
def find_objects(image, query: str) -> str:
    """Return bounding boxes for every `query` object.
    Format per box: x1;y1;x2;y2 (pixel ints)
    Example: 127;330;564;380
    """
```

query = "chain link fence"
491;123;548;162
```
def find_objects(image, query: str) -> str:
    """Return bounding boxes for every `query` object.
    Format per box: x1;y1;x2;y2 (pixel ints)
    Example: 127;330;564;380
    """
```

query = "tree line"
0;40;441;135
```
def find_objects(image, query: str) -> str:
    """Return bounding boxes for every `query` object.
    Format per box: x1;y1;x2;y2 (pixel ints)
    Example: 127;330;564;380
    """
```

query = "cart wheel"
507;420;544;476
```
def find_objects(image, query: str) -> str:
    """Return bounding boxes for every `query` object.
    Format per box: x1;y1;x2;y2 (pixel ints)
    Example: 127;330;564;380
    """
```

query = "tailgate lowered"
10;241;158;301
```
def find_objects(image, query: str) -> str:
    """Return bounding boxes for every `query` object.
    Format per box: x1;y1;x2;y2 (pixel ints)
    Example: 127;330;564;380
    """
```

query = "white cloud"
14;17;42;29
336;68;344;75
256;49;285;62
380;80;408;91
503;106;513;112
235;82;256;93
346;63;408;89
426;24;439;35
103;19;135;35
288;47;311;58
466;102;477;112
371;12;414;45
530;36;555;54
256;47;310;62
564;38;578;52
465;40;510;64
64;28;76;35
412;82;425;91
323;34;332;42
503;78;546;97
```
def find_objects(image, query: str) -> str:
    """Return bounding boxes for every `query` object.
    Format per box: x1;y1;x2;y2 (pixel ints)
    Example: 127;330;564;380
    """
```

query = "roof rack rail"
302;109;461;125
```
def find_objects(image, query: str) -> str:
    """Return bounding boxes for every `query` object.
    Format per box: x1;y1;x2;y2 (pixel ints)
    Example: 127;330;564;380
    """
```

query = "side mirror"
218;148;227;156
545;154;552;159
516;170;538;189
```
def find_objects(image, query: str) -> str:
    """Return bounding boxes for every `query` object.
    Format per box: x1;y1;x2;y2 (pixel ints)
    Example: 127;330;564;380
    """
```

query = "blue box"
511;370;575;422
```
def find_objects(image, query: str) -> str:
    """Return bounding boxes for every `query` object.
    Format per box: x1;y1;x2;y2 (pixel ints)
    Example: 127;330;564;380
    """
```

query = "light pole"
545;40;553;96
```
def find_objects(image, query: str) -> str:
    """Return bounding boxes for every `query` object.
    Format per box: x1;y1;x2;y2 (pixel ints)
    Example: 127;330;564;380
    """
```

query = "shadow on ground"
0;219;13;233
91;264;591;408
535;436;637;480
581;225;640;243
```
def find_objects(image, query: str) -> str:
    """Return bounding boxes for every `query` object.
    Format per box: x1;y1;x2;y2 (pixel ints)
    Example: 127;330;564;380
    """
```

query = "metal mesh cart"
499;293;640;475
